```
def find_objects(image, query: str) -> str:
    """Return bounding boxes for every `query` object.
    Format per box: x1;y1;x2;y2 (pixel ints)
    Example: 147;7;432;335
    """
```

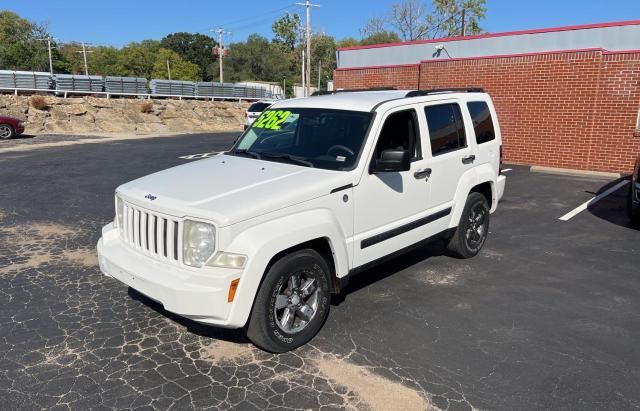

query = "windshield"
247;102;271;112
231;108;373;171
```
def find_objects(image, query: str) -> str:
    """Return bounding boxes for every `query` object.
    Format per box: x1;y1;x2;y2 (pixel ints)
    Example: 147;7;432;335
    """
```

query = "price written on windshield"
253;110;291;130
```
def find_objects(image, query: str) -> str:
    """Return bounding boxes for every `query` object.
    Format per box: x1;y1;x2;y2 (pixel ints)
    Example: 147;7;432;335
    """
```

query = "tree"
336;37;360;48
151;48;200;81
160;32;217;81
272;13;301;51
428;0;486;38
89;46;124;76
360;31;401;46
0;11;51;71
310;34;337;90
389;0;429;41
360;16;387;38
119;40;160;78
225;34;290;83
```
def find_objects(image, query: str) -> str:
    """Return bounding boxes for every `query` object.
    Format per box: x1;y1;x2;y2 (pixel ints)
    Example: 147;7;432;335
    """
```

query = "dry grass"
139;101;154;113
30;95;48;110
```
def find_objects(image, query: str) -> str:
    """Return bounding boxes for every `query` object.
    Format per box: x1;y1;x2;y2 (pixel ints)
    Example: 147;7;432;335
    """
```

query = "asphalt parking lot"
1;132;639;410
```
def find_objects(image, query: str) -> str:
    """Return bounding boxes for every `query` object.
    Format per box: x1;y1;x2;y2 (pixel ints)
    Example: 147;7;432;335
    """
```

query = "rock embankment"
0;95;248;135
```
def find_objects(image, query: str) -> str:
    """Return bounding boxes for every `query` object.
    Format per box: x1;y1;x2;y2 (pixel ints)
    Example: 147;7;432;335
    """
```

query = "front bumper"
16;124;25;135
97;223;244;328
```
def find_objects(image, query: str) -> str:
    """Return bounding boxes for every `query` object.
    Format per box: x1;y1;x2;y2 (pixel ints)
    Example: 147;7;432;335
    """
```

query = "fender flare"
448;165;497;228
223;209;348;327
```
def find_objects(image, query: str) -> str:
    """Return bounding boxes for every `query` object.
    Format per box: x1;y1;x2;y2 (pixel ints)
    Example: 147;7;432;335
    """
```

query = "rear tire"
246;249;331;353
447;192;490;258
0;124;15;140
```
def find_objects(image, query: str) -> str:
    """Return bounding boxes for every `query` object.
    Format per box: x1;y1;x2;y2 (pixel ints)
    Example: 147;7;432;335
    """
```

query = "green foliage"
225;34;290;83
360;31;401;46
0;5;488;89
272;13;301;50
429;0;486;37
151;48;200;81
160;32;217;81
119;41;160;78
387;0;486;40
336;37;360;48
0;10;51;71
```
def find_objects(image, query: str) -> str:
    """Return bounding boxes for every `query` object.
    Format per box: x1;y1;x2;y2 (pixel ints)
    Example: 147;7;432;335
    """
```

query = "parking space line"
558;180;629;221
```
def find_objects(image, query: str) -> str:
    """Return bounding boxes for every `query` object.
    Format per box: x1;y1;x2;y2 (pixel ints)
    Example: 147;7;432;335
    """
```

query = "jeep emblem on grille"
145;194;157;201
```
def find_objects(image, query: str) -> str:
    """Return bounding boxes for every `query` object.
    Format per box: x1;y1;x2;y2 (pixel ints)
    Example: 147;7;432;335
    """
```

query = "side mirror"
374;149;411;173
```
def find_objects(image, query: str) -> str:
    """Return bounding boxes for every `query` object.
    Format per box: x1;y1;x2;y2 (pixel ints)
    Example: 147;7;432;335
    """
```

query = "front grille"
121;202;181;263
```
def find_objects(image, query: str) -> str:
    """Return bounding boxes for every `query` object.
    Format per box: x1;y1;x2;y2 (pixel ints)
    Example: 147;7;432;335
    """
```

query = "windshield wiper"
260;152;314;168
232;149;261;159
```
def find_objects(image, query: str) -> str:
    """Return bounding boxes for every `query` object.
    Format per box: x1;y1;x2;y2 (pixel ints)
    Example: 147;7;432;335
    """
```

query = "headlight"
183;220;216;267
115;195;125;236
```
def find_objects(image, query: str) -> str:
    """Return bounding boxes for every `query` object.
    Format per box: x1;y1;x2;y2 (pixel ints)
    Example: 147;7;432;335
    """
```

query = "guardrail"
0;86;271;102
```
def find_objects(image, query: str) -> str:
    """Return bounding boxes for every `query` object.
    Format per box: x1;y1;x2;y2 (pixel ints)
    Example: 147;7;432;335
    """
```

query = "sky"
2;0;639;47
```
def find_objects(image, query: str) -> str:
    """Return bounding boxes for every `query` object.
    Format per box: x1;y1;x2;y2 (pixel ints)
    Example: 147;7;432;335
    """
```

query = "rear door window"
467;101;496;144
424;103;466;156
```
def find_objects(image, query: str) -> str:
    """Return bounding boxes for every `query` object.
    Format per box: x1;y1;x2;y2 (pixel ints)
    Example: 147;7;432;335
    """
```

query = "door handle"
413;168;432;179
462;155;476;164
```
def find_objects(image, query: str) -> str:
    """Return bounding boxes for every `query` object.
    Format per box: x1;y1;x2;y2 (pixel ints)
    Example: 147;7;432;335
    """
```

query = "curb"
530;165;621;179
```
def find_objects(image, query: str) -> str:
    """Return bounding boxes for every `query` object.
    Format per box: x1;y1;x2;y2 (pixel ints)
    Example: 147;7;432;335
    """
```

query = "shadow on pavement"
333;238;447;305
128;288;251;343
588;176;639;231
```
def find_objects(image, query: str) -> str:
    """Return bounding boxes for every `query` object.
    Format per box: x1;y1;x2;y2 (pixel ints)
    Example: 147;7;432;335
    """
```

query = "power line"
217;3;298;27
37;37;56;75
210;28;231;84
296;0;320;97
74;42;93;75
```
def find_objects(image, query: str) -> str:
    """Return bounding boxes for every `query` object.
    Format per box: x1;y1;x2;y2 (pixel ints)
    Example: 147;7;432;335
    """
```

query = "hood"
118;154;352;226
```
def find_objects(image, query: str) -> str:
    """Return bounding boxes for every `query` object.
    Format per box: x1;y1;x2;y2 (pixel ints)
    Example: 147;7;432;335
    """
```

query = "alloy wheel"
273;271;320;334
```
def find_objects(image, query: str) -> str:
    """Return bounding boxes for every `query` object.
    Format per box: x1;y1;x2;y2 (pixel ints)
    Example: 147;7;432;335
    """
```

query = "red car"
0;115;25;139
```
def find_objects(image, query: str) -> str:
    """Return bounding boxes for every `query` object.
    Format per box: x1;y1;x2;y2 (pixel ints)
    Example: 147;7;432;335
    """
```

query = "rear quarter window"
467;101;496;144
248;102;271;112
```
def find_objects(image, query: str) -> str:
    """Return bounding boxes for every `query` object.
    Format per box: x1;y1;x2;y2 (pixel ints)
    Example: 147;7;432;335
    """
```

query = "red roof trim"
335;63;420;72
602;49;640;55
336;19;640;52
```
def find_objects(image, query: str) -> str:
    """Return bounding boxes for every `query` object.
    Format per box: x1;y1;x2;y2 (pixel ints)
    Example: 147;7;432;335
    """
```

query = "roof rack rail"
311;87;397;97
405;88;484;98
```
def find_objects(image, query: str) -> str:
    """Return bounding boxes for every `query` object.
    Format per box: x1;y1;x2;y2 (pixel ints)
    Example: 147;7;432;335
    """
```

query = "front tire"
447;192;490;258
0;124;15;140
246;249;331;353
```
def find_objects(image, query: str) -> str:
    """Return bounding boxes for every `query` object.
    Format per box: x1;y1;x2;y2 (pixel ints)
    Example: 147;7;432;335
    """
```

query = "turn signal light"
228;279;239;303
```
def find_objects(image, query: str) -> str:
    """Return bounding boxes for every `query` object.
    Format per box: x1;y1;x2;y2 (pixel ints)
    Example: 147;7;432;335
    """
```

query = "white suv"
97;88;506;352
244;100;276;129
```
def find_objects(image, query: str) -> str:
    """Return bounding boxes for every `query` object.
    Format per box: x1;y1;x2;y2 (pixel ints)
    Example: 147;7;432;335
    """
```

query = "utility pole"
166;58;171;80
211;28;231;84
283;77;286;98
461;8;466;36
301;49;305;97
75;42;93;75
296;0;320;96
38;37;55;75
317;59;321;90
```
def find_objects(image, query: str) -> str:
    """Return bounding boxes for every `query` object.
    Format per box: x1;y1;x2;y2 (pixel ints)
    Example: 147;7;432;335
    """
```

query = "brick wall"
333;64;420;90
334;49;640;173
